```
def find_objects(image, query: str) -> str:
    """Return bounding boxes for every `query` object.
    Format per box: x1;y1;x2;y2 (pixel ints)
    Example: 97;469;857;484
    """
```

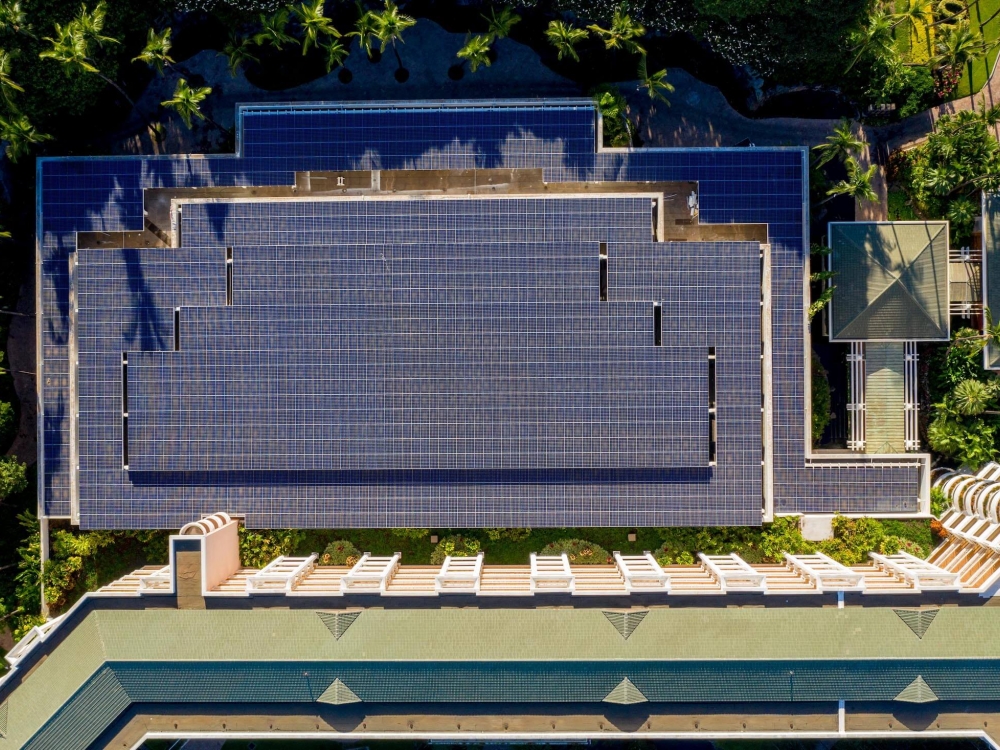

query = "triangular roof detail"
894;608;939;639
604;677;648;705
603;610;648;640
829;222;949;341
0;700;7;738
895;675;938;703
317;611;360;640
317;678;362;705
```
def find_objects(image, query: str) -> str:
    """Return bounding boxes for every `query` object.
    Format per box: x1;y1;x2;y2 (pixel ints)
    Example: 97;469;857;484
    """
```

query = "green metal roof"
864;342;906;454
829;222;949;341
984;194;1000;368
7;603;1000;750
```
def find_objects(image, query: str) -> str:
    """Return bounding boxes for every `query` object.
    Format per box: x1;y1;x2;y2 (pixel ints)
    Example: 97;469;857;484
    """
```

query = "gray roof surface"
829;222;949;341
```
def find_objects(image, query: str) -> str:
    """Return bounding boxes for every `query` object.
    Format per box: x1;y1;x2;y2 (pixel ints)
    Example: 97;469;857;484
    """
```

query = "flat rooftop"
38;100;928;528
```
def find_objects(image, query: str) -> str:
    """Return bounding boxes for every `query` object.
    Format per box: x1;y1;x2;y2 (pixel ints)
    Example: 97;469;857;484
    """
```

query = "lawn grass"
955;0;1000;97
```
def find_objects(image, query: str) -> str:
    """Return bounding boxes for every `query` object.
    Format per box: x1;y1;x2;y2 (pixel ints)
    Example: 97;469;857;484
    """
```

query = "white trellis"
784;552;865;592
699;553;767;593
245;554;318;593
614;552;670;592
869;552;959;591
529;553;575;594
339;552;401;594
435;553;484;594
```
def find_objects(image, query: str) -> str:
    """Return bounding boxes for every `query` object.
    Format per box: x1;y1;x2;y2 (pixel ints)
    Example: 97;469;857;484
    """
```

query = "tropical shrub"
238;527;307;568
431;534;482;565
388;528;430;540
0;455;27;500
320;540;361;566
930;486;951;517
812;354;832;443
928;412;998;469
484;528;532;542
539;538;611;564
0;400;16;449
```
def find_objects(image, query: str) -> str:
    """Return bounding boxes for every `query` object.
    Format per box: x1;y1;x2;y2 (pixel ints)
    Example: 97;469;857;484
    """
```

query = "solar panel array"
39;100;923;528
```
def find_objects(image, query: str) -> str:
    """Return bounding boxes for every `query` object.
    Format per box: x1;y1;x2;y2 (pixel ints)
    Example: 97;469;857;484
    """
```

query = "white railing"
614;552;669;592
435;553;484;594
245;554;318;593
699;553;767;592
784;552;865;592
904;342;919;451
340;552;401;594
847;342;866;451
5;613;66;666
137;565;172;591
529;553;575;594
869;552;959;590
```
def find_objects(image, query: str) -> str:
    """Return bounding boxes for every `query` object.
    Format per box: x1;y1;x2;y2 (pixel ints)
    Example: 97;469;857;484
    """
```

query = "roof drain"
122;353;129;470
226;247;233;306
600;243;608;302
708;347;717;467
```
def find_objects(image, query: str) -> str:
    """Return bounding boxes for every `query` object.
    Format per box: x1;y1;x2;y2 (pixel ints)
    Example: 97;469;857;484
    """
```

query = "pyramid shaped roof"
829;222;949;341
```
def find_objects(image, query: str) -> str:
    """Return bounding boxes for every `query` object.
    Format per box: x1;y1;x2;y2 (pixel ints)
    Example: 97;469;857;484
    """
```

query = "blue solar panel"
39;100;922;528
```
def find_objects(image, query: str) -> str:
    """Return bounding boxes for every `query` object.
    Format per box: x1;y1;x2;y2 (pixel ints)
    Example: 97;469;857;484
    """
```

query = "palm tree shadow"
122;250;168;351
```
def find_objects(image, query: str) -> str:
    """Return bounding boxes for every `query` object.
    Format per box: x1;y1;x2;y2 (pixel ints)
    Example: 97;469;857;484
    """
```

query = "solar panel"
38;101;923;528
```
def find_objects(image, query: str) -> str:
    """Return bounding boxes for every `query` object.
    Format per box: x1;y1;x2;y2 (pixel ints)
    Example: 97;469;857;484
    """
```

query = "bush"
389;528;429;540
928;413;997;469
0;456;28;500
539;538;611;564
238;527;307;568
758;516;814;561
484;528;532;542
930;486;951;517
430;535;482;565
655;545;695;566
320;540;361;566
811;355;832;444
0;400;16;449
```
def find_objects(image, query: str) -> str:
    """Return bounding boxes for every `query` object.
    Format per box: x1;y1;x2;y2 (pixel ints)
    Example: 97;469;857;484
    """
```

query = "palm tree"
0;48;23;106
351;7;380;61
952;378;996;415
813;119;865;167
0;1;34;39
545;20;587;62
891;0;932;53
161;78;211;129
457;34;492;73
254;8;296;50
825;156;878;203
594;85;632;147
322;37;350;73
221;33;258;77
295;0;340;55
39;5;135;108
0;114;50;162
132;27;174;75
373;0;416;78
947;196;977;229
637;55;673;104
588;3;645;56
846;6;895;72
934;20;991;71
483;6;519;41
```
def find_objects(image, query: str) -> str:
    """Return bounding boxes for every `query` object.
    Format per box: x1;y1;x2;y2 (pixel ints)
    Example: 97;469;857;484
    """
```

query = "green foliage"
928;410;998;468
811;354;831;444
826;156;878;203
482;6;519;41
808;286;835;322
587;2;645;55
457;34;492;73
13;509;39;614
813;119;864;168
131;26;173;74
637;54;673;103
484;528;531;542
12;612;44;641
902;108;1000;216
238;527;307;568
320;539;361;565
758;515;814;560
545;20;587;62
430;534;481;565
818;515;889;565
0;399;16;448
0;454;27;499
897;65;936;118
930;486;951;517
161;78;211;128
539;538;611;564
928;328;989;401
593;84;631;147
42;553;82;607
389;528;430;540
